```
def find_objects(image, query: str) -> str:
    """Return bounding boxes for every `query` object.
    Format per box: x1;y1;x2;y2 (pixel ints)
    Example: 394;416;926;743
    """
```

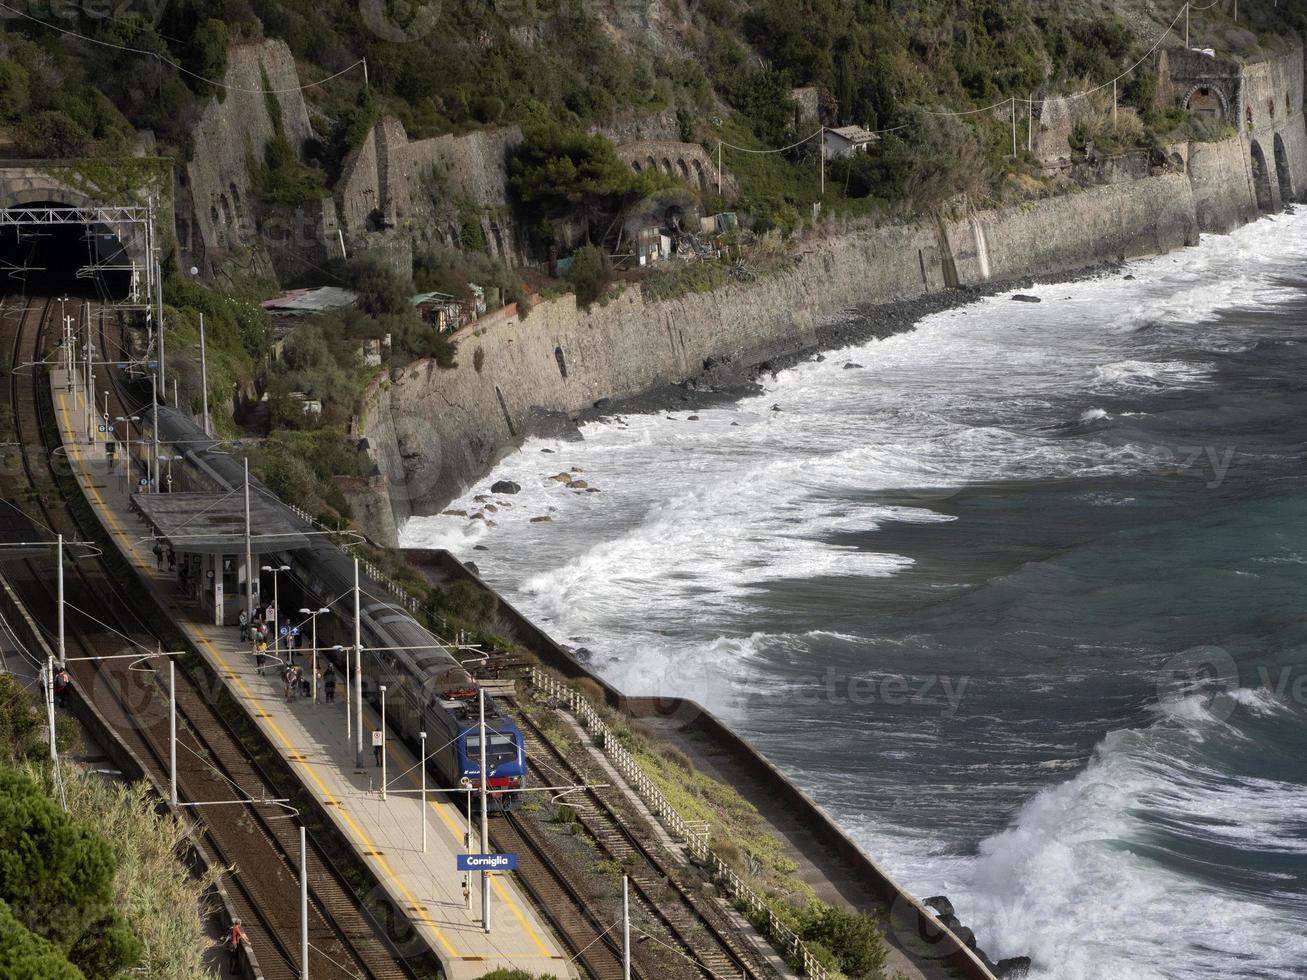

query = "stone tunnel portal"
0;201;135;300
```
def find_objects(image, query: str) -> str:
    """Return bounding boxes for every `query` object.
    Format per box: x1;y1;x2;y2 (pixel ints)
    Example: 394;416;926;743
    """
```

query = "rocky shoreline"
569;263;1123;435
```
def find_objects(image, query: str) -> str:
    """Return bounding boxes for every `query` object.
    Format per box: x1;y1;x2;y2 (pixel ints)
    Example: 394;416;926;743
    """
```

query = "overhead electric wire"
0;1;365;94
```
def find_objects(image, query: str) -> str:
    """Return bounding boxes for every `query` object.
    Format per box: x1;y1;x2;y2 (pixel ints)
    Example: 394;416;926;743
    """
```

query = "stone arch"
660;157;674;175
676;158;690;181
692;159;707;192
218;193;233;226
1273;132;1293;205
229;182;242;215
646;156;658;173
0;181;150;273
1251;139;1274;213
631;161;642;172
1184;85;1227;121
490;220;506;259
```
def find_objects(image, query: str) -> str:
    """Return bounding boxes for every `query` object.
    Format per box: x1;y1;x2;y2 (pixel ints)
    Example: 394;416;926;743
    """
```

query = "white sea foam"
401;209;1307;980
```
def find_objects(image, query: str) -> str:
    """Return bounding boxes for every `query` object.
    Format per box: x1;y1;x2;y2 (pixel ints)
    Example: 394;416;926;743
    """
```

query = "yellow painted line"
378;698;555;956
53;397;483;957
60;393;560;962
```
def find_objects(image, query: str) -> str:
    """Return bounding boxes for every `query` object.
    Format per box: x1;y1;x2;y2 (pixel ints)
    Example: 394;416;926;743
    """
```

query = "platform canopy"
130;492;310;555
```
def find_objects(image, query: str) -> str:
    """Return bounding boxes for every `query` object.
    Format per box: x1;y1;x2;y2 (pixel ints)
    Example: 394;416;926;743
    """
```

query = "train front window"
464;734;518;766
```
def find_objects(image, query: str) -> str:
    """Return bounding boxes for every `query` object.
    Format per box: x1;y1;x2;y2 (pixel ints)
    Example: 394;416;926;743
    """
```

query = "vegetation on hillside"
0;674;219;980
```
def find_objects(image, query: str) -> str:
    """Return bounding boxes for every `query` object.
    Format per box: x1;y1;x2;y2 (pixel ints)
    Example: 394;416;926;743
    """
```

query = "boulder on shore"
1012;294;1042;303
491;480;521;495
530;515;553;523
996;957;1032;978
925;896;956;918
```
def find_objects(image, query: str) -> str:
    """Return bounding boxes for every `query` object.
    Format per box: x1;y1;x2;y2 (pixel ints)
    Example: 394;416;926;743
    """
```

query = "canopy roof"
130;492;310;555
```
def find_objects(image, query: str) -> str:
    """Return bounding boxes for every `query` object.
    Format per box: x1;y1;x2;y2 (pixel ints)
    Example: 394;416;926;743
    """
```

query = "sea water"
404;211;1307;980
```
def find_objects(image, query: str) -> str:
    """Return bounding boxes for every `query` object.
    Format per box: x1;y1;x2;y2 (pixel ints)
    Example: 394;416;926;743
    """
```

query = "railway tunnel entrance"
0;201;137;301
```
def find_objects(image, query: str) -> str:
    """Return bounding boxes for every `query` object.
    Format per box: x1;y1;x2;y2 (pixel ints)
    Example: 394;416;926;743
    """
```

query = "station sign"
457;853;517;872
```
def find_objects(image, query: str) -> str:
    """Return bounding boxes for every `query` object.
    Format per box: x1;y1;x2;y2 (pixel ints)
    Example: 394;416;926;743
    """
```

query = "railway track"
500;699;773;980
0;295;417;980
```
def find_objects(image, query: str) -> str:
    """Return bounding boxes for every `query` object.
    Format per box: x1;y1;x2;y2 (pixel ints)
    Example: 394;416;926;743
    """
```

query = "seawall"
356;119;1306;543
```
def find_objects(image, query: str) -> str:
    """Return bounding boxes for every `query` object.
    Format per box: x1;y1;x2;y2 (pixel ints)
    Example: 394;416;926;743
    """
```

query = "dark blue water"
408;212;1307;979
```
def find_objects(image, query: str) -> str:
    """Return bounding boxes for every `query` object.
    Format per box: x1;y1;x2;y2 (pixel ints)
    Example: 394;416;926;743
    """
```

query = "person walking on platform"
166;547;176;572
323;666;336;703
237;608;249;643
224;918;244;975
283;664;295;702
254;638;268;676
152;541;164;569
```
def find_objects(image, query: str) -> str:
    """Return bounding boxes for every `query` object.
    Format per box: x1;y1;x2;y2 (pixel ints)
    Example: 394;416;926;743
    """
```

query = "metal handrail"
527;668;833;980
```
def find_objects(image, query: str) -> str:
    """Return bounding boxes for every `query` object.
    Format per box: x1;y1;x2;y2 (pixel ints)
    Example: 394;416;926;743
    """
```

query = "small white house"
823;125;878;160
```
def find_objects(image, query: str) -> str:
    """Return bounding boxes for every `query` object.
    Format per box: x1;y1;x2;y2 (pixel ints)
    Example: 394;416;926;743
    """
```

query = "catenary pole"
169;659;177;806
244;459;253;621
379;685;387;801
420;731;427;853
354;558;363;768
300;824;309;980
479;686;490;933
56;533;64;669
45;654;56;761
198;312;210;436
150;373;159;493
623;875;631;980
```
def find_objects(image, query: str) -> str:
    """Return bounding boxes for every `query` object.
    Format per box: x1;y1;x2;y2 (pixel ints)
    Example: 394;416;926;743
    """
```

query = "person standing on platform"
152;541;163;569
254;637;267;676
323;666;336;703
237;608;249;643
166;547;176;572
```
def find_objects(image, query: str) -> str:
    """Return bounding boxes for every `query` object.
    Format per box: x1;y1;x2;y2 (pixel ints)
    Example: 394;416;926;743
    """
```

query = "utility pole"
1011;98;1018;157
1113;79;1119;131
717;141;722;198
354;559;363;769
479;686;490;934
1185;3;1190;47
198;312;210;436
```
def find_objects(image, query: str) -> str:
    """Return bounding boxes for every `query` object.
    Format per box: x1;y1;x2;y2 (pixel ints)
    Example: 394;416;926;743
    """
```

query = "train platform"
51;373;576;980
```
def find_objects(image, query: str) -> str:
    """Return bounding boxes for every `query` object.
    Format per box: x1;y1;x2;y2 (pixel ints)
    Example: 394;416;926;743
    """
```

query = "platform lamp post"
478;686;490;934
353;558;363;770
379;685;387;801
299;823;309;980
419;731;427;853
261;564;291;667
114;415;139;491
150;373;160;493
299;608;329;702
243;458;254;623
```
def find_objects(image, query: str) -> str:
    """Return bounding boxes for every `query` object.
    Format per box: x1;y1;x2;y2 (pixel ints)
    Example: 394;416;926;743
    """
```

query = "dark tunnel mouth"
0;201;134;301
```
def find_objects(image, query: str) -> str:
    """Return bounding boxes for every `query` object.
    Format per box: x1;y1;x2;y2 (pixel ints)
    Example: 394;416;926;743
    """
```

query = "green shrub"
566;244;612;308
0;899;84;980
